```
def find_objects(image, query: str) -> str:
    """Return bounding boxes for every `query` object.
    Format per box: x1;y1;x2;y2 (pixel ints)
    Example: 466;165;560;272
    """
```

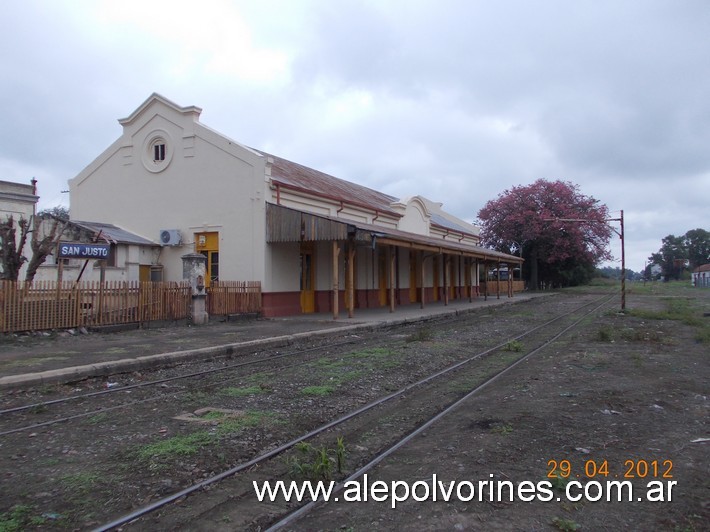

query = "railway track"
84;293;616;531
0;337;368;437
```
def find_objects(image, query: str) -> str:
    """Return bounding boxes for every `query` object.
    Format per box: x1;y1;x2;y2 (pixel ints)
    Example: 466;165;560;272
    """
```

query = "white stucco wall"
69;95;267;285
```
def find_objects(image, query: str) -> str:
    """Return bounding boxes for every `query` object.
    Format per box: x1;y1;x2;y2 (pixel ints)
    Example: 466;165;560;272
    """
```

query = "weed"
87;412;109;424
548;474;570;491
695;327;710;344
287;438;346;481
335;437;346;474
596;326;614;342
313;447;333;480
29;404;48;414
183;391;209;403
551;517;581;531
296;441;313;454
503;340;523;352
491;423;513;435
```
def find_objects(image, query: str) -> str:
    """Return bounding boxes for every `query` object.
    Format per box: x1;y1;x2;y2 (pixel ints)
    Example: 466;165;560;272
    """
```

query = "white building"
692;264;710;287
69;94;522;316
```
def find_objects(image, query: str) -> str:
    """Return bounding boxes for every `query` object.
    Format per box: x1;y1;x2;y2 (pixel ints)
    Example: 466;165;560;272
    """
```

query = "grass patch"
406;327;434;343
220;385;267;397
0;505;50;531
301;385;334;396
551;517;581;531
87;413;109;424
61;472;100;495
503;340;523;352
627;295;710;343
136;411;275;462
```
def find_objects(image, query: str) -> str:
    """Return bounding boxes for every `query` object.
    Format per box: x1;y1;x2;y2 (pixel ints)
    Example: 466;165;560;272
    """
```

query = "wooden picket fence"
0;280;192;333
207;281;262;316
480;280;526;295
0;279;263;333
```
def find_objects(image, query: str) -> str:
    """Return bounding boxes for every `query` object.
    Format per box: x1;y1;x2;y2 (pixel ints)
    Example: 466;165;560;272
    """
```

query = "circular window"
142;130;174;173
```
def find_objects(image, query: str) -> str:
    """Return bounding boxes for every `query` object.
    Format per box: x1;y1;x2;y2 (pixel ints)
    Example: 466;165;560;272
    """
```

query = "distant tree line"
647;228;710;281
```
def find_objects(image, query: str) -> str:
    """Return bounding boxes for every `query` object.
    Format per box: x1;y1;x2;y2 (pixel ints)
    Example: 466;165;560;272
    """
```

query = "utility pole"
544;210;625;311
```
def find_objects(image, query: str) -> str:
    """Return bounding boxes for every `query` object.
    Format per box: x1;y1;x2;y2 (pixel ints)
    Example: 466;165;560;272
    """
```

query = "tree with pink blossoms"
477;179;613;289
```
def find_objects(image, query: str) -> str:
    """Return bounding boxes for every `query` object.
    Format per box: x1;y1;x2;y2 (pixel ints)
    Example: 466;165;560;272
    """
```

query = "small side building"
692;264;710;288
33;220;161;284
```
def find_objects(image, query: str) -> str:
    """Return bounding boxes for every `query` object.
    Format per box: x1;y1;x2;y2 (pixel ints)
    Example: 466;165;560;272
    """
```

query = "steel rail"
0;340;366;436
0;338;362;416
93;293;614;532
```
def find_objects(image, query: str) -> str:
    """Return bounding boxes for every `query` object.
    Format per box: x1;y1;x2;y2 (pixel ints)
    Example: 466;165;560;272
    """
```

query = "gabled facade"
69;94;522;317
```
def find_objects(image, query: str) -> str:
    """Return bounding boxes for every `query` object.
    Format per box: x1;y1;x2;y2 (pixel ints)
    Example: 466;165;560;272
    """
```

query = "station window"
153;143;166;162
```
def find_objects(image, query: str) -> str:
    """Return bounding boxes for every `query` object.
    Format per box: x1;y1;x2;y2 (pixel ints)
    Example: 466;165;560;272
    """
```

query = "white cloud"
1;0;708;272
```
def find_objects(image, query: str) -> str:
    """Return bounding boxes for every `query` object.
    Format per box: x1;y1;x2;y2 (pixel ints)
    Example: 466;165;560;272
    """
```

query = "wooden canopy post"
458;255;462;300
420;250;425;309
389;246;396;313
332;241;340;320
496;260;501;299
484;262;489;301
443;254;449;306
347;243;355;318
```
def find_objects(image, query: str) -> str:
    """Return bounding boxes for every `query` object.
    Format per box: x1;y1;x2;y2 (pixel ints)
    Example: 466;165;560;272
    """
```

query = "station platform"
0;293;549;391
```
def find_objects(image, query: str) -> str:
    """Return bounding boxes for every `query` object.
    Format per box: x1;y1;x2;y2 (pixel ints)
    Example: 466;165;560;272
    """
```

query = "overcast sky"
2;0;708;272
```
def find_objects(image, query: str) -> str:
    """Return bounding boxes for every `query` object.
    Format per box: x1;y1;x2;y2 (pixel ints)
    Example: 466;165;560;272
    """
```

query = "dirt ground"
297;286;710;531
0;283;708;531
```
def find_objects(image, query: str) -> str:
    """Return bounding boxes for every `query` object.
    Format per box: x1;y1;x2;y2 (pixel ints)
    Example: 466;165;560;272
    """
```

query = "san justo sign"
58;242;111;259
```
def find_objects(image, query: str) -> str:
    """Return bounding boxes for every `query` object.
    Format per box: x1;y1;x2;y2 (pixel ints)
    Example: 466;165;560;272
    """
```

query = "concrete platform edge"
0;296;537;391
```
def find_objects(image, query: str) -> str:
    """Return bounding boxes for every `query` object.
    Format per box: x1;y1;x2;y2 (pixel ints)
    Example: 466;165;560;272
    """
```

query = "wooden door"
300;241;315;313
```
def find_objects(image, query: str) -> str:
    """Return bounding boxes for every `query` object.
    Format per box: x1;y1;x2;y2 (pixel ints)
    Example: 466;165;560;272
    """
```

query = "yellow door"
300;242;315;313
195;232;219;287
139;265;151;283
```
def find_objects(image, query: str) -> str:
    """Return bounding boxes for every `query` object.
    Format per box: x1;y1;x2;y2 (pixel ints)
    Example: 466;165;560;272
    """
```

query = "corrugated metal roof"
256;150;401;217
430;213;477;235
265;204;522;263
69;221;157;246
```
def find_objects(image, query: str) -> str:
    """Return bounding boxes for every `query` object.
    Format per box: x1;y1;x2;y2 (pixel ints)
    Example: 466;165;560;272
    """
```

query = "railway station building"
69;94;523;317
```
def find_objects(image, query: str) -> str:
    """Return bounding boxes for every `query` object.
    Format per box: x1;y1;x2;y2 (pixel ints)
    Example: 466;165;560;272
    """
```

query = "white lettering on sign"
58;243;110;259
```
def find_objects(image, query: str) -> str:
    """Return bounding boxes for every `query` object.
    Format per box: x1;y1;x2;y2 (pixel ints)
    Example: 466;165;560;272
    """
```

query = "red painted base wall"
261;286;485;317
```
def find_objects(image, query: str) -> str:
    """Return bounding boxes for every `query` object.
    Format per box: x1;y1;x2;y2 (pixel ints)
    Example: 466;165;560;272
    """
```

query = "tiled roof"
257;150;401;217
69;221;156;246
694;263;710;273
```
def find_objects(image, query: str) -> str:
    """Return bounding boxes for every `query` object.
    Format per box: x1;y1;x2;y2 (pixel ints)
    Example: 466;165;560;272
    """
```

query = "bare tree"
0;211;69;283
0;215;31;281
24;213;69;283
